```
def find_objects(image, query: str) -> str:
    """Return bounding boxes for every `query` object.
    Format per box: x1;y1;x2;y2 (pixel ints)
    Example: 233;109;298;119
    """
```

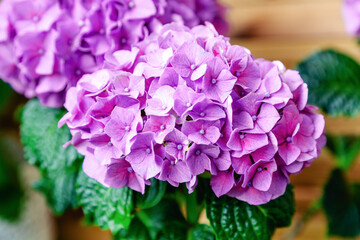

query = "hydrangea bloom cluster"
0;0;227;108
343;0;360;36
60;22;325;205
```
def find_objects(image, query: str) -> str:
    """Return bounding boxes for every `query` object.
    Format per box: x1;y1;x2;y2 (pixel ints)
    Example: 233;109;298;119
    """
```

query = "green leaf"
32;166;80;214
189;224;215;240
323;169;360;237
297;49;360;116
325;134;360;170
20;99;81;170
205;185;295;240
20;99;82;214
114;218;151;240
0;138;24;221
136;198;187;239
75;171;134;234
261;185;295;228
136;178;167;209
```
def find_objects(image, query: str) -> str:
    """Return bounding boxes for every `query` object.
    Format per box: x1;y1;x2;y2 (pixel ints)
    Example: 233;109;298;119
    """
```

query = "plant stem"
185;191;199;224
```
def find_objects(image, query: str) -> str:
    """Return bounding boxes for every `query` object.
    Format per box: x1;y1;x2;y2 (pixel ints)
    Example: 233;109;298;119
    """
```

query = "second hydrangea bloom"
0;0;228;107
60;22;325;205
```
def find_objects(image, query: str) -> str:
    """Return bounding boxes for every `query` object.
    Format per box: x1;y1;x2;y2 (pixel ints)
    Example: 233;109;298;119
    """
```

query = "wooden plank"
221;0;346;38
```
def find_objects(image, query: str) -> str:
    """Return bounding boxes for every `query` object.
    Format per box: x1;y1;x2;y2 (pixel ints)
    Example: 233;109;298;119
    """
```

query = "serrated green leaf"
189;224;215;240
20;99;81;170
206;194;274;240
76;171;134;234
205;184;295;240
32;167;79;214
323;169;360;237
297;49;360;116
114;218;151;240
136;178;167;209
20;99;82;214
261;185;295;228
325;134;360;170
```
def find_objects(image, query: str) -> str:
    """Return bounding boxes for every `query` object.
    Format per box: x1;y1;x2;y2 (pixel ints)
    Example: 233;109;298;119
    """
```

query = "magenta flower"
61;22;325;205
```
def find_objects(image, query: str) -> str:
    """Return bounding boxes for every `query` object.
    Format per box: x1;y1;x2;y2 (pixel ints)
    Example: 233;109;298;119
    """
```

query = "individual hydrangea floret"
60;22;326;205
0;0;228;107
343;0;360;36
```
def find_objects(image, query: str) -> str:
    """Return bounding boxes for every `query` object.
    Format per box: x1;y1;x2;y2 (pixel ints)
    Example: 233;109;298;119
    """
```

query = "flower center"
252;115;257;121
211;78;217;84
120;37;127;45
160;125;165;130
75;69;82;76
162;105;167;110
235;71;241;77
78;20;85;27
199;129;205;135
186;102;191;107
239;133;245;140
124;87;129;92
190;64;196;70
286;136;292;143
127;167;133;173
108;141;112;146
146;148;151;154
195;150;201;156
38;48;44;55
257;167;263;172
200;112;205;117
32;15;40;22
264;92;270;98
128;1;135;8
177;144;183;150
125;126;130;131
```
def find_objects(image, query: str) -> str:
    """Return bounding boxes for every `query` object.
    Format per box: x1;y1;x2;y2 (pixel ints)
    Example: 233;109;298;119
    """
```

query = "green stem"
185;191;199;224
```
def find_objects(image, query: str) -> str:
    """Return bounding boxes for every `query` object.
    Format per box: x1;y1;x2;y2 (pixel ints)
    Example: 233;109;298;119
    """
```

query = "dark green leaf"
76;171;134;234
0;80;13;111
297;49;360;116
206;193;274;240
136;178;167;209
20;99;82;214
136;198;187;239
0;138;24;221
325;134;360;170
189;224;215;240
323;169;360;237
114;218;151;240
261;185;295;228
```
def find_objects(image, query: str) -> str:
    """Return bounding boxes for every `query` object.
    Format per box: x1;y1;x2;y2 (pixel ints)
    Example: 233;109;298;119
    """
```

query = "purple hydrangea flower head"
0;0;228;107
61;22;325;204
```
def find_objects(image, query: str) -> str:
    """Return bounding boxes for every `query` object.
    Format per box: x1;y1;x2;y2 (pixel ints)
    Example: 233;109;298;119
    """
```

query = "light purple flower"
0;0;228;107
343;0;360;36
60;22;325;204
126;132;162;179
